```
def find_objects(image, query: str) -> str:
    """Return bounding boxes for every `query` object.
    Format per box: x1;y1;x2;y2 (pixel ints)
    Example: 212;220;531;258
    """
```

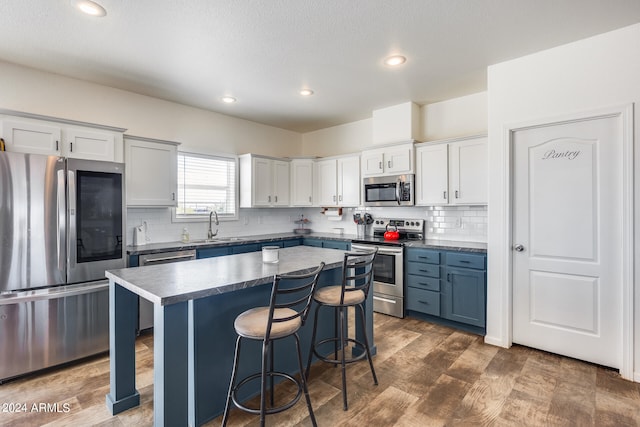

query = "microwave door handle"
395;181;401;205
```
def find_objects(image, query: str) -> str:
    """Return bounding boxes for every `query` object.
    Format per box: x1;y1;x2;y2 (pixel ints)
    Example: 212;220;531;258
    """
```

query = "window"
174;152;238;220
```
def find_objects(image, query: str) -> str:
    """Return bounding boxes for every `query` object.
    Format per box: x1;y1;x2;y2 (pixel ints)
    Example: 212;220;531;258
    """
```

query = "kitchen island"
104;246;374;426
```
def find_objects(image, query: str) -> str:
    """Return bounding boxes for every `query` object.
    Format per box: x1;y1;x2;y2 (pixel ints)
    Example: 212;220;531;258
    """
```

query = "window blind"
176;152;237;218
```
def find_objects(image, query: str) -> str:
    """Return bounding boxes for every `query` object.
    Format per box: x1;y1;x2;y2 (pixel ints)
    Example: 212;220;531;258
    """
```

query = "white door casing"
511;106;633;375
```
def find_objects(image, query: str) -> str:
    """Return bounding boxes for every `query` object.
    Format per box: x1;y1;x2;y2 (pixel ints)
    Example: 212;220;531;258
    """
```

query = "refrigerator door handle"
57;169;66;272
0;280;109;305
67;170;76;268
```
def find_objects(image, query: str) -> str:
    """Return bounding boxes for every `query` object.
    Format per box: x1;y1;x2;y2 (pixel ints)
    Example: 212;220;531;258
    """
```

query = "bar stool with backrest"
222;262;325;427
305;249;378;411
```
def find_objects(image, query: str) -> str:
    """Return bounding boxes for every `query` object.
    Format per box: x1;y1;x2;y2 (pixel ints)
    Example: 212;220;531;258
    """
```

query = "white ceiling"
2;1;640;133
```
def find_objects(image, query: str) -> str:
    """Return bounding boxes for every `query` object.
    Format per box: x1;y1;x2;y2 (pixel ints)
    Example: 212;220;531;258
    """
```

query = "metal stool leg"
357;304;378;385
260;340;269;427
339;306;348;410
222;336;243;426
269;341;275;407
305;303;321;380
294;333;318;427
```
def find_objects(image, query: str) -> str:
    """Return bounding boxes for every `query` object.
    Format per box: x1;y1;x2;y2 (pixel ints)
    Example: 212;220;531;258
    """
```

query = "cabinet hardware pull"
56;140;59;151
443;191;447;199
455;190;459;198
308;196;312;202
388;160;391;168
459;260;470;263
447;273;451;281
275;195;278;203
171;192;175;201
333;195;336;202
418;300;429;305
268;195;271;202
379;161;382;170
70;142;73;152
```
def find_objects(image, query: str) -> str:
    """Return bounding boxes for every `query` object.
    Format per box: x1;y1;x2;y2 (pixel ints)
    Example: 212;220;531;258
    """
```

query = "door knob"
514;244;525;252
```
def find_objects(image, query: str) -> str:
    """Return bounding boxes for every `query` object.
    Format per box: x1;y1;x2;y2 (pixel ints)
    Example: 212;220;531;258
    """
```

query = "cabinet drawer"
406;249;440;264
406;275;440;292
406;262;440;278
445;252;485;270
406;287;440;316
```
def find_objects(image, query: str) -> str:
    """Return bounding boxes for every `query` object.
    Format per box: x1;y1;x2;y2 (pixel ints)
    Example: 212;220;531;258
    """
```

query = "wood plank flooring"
0;312;638;426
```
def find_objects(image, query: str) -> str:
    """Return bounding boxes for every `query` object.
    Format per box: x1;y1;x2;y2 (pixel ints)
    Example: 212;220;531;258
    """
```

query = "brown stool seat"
313;286;365;305
234;307;301;339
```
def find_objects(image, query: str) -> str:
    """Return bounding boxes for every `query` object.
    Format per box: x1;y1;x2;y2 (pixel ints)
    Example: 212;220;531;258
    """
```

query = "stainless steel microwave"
363;174;414;206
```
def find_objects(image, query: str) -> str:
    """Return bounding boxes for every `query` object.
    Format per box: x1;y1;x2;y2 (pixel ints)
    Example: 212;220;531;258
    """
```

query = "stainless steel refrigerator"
0;151;126;382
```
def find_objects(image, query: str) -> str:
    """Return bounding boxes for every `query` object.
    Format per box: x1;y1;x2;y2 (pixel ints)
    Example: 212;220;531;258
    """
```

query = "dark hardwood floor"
1;313;638;426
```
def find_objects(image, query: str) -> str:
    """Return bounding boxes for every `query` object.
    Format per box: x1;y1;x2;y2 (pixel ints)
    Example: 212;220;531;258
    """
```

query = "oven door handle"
352;244;403;255
373;295;397;304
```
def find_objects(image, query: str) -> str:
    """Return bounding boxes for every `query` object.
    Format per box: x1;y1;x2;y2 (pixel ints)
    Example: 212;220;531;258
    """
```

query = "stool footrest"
312;337;368;364
231;371;302;416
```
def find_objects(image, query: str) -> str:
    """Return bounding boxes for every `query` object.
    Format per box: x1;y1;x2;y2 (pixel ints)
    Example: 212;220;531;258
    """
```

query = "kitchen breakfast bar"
104;246;375;426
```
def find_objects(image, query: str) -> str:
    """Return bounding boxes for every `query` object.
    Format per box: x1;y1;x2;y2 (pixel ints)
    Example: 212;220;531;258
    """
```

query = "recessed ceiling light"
299;89;314;96
221;96;237;104
71;0;107;17
384;55;407;67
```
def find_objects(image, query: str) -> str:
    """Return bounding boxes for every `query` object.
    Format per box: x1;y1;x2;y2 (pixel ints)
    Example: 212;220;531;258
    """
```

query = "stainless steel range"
352;218;424;318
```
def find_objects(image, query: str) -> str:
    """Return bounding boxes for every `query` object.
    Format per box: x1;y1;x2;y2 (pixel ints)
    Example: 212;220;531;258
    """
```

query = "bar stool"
222;263;325;427
305;249;378;410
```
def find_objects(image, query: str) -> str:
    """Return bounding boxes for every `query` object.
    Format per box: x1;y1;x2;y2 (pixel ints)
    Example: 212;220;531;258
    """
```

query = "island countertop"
106;245;347;306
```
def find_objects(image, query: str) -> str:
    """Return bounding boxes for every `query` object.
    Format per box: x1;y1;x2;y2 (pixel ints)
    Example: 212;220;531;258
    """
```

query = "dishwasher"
137;249;197;332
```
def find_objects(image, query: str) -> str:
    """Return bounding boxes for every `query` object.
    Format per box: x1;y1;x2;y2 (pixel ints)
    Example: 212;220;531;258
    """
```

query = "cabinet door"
385;146;413;175
416;144;449;205
361;150;384;177
449;137;487;205
272;160;290;206
252;157;273;206
2;120;61;155
290;160;313;206
337;155;360;206
443;267;486;327
66;129;115;161
314;159;337;206
125;138;178;207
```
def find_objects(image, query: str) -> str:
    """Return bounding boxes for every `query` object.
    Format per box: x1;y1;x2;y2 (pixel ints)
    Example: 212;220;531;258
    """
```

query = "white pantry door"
512;114;623;369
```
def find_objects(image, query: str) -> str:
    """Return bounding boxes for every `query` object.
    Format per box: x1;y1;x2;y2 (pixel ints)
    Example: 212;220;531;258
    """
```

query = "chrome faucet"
208;211;219;240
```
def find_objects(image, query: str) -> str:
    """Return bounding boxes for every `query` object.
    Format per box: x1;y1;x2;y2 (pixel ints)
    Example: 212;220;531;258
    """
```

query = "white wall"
301;92;489;157
301;118;372;157
486;23;640;380
0;60;302;157
420;92;488;141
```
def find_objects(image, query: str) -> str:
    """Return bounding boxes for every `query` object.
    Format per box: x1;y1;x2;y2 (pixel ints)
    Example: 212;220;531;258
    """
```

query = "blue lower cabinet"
282;239;301;247
322;240;350;250
197;247;230;259
230;243;260;254
303;238;323;247
405;247;486;334
442;267;486;328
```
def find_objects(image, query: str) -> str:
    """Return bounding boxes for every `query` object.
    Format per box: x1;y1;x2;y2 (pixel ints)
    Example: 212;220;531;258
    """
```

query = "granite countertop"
404;239;487;253
107;246;347;306
127;232;356;256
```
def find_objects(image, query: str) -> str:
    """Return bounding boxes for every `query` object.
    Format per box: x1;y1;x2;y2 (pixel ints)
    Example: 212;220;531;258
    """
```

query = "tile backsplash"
126;205;487;245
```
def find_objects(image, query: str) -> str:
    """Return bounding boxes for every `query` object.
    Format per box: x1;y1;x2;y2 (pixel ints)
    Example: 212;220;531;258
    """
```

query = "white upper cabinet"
361;143;414;177
290;159;314;206
239;154;290;208
416;135;487;206
66;129;115;161
314;154;360;207
1;114;124;162
125;136;179;207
